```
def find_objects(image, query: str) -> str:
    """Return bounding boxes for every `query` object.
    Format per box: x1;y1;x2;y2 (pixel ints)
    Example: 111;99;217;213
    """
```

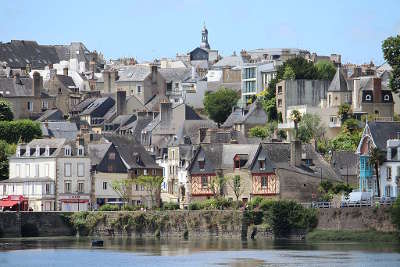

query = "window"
144;169;147;175
25;164;30;177
42;101;48;109
64;181;71;193
64;146;71;156
77;163;85;177
45;183;51;194
103;181;107;190
152;169;156;175
384;94;390;101
365;94;372;101
109;152;115;160
35;164;39;177
261;176;268;188
277;99;282;107
387;167;392;180
45;146;50;156
141;185;144;191
137;85;142;94
78;181;84;193
259;160;265;170
385;185;392;197
78;146;84;156
167;82;172;91
64;163;71;177
44;164;49;177
16;164;21;177
27;101;33;111
174;83;179;89
277;86;282;94
201;176;208;188
199;160;205;170
135;184;139;191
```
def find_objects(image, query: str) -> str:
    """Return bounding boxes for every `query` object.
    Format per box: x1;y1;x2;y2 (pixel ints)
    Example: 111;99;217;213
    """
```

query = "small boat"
91;239;104;247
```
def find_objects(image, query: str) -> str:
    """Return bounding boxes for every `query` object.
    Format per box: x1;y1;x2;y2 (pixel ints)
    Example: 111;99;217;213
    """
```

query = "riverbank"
307;229;399;242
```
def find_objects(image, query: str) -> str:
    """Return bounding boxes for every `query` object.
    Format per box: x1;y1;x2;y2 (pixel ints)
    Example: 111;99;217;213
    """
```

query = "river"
1;237;400;266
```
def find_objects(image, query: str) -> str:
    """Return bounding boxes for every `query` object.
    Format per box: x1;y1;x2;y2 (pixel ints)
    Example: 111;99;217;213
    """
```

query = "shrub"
99;204;120;211
0;120;42;143
391;197;400;235
247;196;264;210
188;202;202;210
162;202;180;210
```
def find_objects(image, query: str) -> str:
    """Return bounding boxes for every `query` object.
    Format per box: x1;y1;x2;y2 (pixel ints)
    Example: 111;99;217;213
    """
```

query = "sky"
1;0;399;65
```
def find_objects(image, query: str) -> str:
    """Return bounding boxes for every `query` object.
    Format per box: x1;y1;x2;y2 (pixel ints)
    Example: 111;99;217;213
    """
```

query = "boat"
91;239;104;247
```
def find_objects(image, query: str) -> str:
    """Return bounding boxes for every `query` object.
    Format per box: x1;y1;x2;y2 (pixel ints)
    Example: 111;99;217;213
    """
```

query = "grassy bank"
307;230;398;242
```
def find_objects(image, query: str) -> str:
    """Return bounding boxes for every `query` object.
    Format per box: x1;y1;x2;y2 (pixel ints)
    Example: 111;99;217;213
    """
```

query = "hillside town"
0;24;399;213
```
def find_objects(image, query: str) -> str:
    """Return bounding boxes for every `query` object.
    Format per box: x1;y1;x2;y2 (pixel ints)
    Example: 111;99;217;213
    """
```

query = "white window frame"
365;94;372;101
77;163;85;177
64;163;72;177
103;181;107;190
64;146;71;156
384;94;390;101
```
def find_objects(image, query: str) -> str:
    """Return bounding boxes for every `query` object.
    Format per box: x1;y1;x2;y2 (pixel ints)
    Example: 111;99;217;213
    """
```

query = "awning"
0;200;20;207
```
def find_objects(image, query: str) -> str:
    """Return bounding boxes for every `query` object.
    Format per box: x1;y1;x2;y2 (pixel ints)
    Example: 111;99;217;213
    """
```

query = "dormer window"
78;145;84;156
16;146;21;157
259;160;265;170
234;154;248;169
384;94;390;101
64;145;71;156
25;146;30;157
198;155;205;170
45;145;50;156
365;94;372;101
35;145;40;157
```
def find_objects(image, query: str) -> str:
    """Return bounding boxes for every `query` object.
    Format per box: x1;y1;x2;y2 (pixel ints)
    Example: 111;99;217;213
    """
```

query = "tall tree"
297;114;325;143
382;35;400;95
289;110;302;139
315;61;336;81
228;175;244;201
137;175;164;208
203;87;240;125
111;179;132;206
0;100;13;121
282;65;296;80
368;147;385;197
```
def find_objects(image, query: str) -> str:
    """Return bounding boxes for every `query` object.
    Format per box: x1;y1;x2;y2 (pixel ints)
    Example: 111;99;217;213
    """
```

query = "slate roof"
367;121;400;151
0;77;33;97
88;143;112;166
104;135;161;169
40;121;78;140
221;144;259;169
222;100;266;128
80;97;115;116
36;109;64;122
71;97;96;113
328;67;349;92
159;68;191;82
213;55;245;68
120;115;154;142
331;151;359;176
57;75;76;88
117;65;151;82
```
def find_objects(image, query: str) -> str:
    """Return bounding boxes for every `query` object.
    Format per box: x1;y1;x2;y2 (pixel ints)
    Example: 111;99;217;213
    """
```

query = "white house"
379;139;400;198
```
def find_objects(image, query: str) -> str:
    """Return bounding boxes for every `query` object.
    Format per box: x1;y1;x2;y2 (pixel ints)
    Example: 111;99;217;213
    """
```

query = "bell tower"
200;22;210;50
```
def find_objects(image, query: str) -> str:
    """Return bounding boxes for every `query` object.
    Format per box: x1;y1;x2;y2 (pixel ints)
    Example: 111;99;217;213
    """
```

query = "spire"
200;22;210;50
328;67;348;92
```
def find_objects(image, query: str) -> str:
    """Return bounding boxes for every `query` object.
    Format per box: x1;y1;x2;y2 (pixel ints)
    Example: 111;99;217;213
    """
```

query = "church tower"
200;23;210;50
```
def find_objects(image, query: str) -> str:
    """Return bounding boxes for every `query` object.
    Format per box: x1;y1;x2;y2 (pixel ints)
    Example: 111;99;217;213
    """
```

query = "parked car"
341;191;372;207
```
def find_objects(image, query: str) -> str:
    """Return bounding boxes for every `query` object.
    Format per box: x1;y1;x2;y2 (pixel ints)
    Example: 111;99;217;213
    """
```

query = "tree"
277;57;318;80
209;175;226;197
228;175;244;201
249;122;277;140
297;114;325;143
282;65;296;80
338;104;352;122
382;35;400;95
203;87;240;125
368;147;385;197
137;175;164;208
111;179;132;206
289;110;302;139
315;61;336;81
0;100;13;121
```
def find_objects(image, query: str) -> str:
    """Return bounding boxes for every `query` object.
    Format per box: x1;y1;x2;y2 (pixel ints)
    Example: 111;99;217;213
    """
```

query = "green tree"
382;34;400;95
277;57;318;80
0;120;42;143
289;110;302;139
137;175;164;208
338;103;352;122
203;87;240;125
0;140;16;181
249;121;277;140
111;179;132;206
0;100;13;121
297;114;325;143
368;147;385;197
228;175;244;201
315;61;337;81
282;65;296;80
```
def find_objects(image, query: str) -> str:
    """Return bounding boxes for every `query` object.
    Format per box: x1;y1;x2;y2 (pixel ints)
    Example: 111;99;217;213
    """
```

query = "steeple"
200;22;210;50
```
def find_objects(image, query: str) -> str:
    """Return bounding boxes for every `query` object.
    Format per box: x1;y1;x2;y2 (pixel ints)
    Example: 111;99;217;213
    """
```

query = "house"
88;135;163;208
0;138;91;211
222;100;268;137
159;67;191;104
186;141;340;204
0;71;56;119
357;121;400;196
330;151;359;187
79;96;115;132
40;121;79;140
36;108;64;122
380;138;400;198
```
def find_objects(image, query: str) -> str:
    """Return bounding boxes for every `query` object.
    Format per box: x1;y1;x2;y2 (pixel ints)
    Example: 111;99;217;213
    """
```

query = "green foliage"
111;179;132;205
319;181;353;202
391;197;400;234
368;147;386;197
315;61;336;81
0;120;42;143
188;197;233;210
99;204;120;211
297;114;325;143
382;34;400;95
229;175;244;201
248;121;277;140
277;57;318;80
338;104;352;121
247;196;265;210
0;140;16;180
327;117;362;152
161;202;180;210
282;65;296;80
68;212;105;236
0;100;13;121
203;87;240;125
137;175;164;208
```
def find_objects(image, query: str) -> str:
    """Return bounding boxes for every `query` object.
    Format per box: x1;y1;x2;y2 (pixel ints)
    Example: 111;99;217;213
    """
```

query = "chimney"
191;66;196;79
151;64;158;84
33;72;42;98
373;77;382;103
109;70;118;93
198;128;208;143
89;60;96;73
14;73;21;85
290;140;302;167
160;100;172;123
116;90;127;116
63;67;68;76
352;78;360;110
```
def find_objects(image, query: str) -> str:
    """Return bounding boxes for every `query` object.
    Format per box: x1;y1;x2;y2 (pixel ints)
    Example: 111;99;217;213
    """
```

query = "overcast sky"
1;0;399;65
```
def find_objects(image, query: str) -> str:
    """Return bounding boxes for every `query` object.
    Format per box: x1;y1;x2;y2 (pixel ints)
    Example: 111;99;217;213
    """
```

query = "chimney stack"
373;77;382;103
63;67;68;76
151;64;158;84
32;71;42;98
198;128;208;143
116;89;127;116
290;140;302;167
14;73;21;85
160;100;172;124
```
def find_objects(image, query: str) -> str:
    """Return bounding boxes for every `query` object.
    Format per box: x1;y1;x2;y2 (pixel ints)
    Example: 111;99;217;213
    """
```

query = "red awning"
0;200;20;207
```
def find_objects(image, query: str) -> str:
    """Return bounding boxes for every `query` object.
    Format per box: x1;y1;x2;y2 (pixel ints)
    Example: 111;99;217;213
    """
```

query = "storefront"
59;195;90;211
0;195;29;211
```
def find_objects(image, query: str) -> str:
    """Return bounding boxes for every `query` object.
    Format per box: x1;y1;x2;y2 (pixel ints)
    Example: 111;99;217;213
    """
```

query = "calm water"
1;237;400;267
